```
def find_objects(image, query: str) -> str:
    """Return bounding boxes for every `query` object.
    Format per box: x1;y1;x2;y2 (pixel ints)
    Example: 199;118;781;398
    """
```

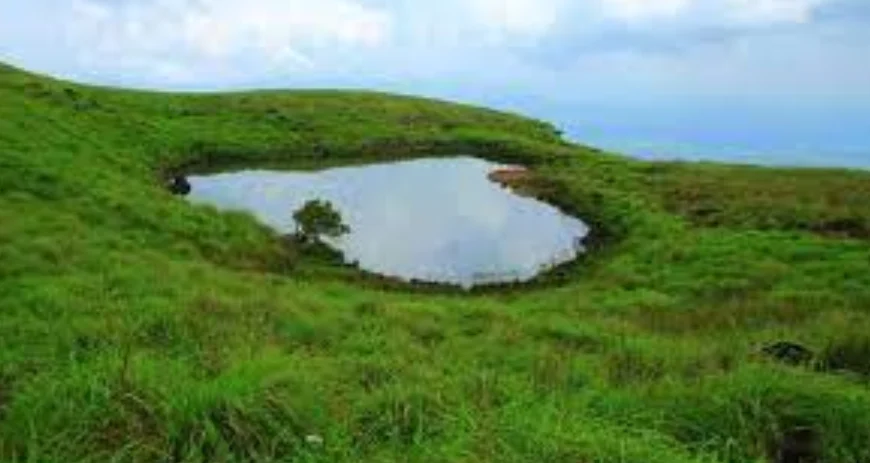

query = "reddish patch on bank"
488;167;530;188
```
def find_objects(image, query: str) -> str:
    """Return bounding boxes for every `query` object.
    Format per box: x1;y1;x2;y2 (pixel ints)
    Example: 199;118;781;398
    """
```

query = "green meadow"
2;61;870;462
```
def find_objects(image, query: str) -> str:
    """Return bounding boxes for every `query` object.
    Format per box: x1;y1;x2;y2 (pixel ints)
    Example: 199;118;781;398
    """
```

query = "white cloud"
1;0;867;107
469;0;564;37
600;0;692;21
67;0;392;83
726;0;822;24
595;0;828;25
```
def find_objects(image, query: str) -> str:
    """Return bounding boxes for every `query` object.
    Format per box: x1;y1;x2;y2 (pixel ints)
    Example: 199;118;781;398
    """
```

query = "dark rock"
167;175;191;196
776;427;820;463
762;342;813;365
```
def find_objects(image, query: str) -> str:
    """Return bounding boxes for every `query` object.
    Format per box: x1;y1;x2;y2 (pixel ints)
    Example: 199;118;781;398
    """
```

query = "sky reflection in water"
187;157;589;287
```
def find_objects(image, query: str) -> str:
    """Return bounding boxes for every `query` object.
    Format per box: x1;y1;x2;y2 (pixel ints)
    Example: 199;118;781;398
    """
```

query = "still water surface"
187;157;589;287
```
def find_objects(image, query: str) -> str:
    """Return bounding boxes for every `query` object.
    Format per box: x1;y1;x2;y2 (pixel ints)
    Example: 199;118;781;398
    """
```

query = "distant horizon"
6;56;869;170
3;0;869;169
6;0;870;172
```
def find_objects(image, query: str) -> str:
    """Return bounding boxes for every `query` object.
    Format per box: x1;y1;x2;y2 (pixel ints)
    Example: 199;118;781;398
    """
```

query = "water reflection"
187;156;589;288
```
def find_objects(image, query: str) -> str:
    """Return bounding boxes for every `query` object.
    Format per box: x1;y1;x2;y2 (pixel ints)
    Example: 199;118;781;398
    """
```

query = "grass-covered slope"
2;61;870;462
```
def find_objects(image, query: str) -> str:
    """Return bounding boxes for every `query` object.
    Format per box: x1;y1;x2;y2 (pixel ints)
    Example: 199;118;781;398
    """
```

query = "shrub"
292;199;350;244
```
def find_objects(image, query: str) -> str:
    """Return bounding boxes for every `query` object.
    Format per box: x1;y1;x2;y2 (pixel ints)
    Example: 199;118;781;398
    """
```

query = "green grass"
2;61;870;462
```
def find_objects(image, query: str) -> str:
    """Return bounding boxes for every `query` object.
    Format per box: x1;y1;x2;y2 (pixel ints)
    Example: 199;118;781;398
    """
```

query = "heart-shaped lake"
186;156;589;288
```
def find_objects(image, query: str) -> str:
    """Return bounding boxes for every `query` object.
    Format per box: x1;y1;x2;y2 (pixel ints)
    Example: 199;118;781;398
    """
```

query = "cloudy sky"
2;0;869;165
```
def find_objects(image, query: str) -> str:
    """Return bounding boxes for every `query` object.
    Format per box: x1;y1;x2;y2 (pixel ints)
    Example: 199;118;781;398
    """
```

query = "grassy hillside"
2;61;870;462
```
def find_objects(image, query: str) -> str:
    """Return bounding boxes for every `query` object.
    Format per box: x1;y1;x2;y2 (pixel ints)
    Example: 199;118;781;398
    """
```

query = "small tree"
292;199;350;244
